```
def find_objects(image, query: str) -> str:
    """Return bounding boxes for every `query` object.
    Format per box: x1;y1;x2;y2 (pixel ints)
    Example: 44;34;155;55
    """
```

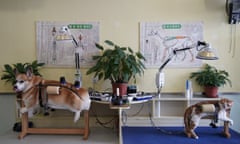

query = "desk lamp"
155;41;218;117
55;26;82;88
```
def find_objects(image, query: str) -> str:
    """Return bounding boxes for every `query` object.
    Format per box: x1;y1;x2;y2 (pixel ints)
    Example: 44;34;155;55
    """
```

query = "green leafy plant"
1;60;45;85
86;40;146;83
190;64;232;87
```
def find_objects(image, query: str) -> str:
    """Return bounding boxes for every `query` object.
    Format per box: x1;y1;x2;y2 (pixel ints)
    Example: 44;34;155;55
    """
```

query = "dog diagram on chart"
36;21;100;67
140;22;203;68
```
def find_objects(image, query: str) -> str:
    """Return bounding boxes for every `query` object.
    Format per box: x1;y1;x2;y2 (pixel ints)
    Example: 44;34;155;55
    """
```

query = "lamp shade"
196;47;218;60
196;42;218;60
56;34;72;41
55;26;72;41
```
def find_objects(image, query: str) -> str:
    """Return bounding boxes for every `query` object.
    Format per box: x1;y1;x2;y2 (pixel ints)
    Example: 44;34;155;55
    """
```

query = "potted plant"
86;40;146;96
1;60;45;85
189;64;232;98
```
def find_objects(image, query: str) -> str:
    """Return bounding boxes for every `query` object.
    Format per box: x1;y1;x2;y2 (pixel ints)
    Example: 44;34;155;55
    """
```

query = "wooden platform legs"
18;110;89;140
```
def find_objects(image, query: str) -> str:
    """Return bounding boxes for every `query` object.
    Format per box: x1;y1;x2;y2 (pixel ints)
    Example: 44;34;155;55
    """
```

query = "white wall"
0;0;239;93
0;94;16;134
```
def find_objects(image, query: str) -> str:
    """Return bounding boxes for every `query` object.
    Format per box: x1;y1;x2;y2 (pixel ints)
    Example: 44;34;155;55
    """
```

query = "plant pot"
112;83;128;96
204;86;218;98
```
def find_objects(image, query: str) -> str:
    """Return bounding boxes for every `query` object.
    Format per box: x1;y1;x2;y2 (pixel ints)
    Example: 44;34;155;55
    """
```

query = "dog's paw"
44;112;49;116
20;107;28;113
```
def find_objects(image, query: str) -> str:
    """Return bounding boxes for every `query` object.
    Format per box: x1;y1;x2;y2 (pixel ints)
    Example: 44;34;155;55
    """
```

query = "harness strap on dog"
37;80;83;116
39;83;43;107
41;83;82;99
37;82;50;115
201;104;215;112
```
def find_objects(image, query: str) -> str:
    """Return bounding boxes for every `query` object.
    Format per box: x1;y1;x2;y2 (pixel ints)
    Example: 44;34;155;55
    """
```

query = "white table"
92;98;150;144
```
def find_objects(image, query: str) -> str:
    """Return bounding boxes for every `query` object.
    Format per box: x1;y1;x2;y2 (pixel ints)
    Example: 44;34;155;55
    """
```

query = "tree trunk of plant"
112;83;128;96
204;86;218;98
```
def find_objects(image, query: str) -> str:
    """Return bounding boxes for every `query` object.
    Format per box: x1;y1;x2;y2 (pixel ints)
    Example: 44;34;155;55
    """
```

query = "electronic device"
226;0;240;24
111;95;129;105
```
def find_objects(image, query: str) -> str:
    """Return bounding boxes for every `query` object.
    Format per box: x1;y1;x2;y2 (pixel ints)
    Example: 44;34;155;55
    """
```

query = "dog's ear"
13;68;19;76
26;67;33;78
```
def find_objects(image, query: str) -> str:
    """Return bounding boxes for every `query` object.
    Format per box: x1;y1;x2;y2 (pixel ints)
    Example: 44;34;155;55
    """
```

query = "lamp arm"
173;47;192;53
156;40;217;98
197;41;207;46
71;35;79;48
158;47;193;72
159;57;172;72
66;28;80;70
196;41;209;51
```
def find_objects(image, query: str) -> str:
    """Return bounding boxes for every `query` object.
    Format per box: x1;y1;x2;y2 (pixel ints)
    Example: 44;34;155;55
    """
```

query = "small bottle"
185;80;190;99
189;80;193;99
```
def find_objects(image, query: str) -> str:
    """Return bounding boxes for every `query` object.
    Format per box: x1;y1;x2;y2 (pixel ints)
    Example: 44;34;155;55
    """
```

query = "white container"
185;80;192;99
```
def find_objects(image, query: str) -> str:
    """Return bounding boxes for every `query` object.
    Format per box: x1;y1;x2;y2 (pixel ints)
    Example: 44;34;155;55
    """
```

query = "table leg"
119;108;123;144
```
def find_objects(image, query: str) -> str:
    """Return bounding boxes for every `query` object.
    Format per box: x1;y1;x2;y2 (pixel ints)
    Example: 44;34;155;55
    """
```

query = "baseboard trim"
124;116;224;127
17;116;224;128
18;116;117;128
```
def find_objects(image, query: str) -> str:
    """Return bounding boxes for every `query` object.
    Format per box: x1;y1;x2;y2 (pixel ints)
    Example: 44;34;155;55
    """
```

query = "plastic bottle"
185;80;192;99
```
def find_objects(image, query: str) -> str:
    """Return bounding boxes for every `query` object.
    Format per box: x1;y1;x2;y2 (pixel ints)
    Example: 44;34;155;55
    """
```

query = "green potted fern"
189;64;232;98
86;40;146;96
1;60;45;85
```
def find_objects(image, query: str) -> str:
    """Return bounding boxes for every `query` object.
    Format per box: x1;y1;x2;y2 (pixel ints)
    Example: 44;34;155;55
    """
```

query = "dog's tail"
74;111;81;123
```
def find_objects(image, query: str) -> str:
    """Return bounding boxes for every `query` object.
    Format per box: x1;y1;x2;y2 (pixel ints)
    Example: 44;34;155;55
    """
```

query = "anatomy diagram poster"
140;22;203;68
36;21;99;67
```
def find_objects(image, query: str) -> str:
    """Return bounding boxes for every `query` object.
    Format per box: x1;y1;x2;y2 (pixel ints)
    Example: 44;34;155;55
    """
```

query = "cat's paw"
229;120;233;126
194;136;199;139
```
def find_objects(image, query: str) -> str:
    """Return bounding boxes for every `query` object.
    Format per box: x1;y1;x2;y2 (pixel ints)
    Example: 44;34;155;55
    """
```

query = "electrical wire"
229;24;237;58
148;112;184;135
90;105;117;129
147;100;184;135
120;99;184;135
121;110;128;126
121;103;145;126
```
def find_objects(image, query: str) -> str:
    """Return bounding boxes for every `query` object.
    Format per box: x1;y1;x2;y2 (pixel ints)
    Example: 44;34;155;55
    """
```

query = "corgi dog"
13;68;91;122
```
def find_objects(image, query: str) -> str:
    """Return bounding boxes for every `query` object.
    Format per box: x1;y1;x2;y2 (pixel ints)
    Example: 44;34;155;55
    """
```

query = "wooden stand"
18;110;89;140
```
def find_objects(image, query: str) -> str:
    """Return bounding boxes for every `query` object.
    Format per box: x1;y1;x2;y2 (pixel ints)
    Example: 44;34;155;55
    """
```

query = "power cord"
90;105;117;129
147;101;184;135
121;103;146;126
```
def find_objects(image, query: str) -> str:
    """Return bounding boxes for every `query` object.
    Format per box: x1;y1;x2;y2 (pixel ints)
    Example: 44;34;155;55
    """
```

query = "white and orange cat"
184;98;233;139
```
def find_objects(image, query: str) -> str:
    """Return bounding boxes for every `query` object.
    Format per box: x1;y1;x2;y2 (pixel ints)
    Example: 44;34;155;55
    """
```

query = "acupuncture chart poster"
36;21;100;67
140;22;203;68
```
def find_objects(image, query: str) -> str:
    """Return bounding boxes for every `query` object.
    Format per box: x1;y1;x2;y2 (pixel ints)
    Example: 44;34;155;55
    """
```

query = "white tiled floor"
0;127;118;144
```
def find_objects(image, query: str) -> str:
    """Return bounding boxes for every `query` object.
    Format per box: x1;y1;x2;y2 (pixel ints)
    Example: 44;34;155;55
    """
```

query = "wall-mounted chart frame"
36;21;100;67
140;22;203;68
